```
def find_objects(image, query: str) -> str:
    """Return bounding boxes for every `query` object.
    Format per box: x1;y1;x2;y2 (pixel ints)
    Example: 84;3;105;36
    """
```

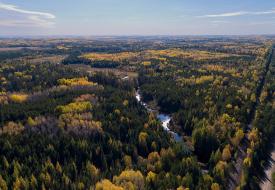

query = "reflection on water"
157;114;171;131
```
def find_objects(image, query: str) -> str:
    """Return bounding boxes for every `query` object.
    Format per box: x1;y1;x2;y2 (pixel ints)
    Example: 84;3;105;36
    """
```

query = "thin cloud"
253;10;275;15
210;20;231;24
199;9;275;18
0;19;53;27
201;11;247;18
248;21;275;25
0;2;55;27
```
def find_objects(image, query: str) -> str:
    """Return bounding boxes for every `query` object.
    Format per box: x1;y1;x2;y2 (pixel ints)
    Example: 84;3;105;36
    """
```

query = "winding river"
135;89;182;142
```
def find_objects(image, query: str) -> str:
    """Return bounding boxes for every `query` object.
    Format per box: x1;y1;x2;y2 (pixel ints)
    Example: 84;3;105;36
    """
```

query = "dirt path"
260;146;275;190
228;142;248;189
228;48;274;190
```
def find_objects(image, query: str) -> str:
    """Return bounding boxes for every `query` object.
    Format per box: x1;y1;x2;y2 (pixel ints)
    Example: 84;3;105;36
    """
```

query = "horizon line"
1;34;275;39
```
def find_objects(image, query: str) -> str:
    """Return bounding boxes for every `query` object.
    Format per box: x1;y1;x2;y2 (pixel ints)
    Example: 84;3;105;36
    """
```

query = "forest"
0;36;274;190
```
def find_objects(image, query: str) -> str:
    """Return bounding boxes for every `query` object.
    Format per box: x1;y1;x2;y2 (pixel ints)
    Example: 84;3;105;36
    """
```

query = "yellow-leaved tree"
113;170;145;190
95;179;123;190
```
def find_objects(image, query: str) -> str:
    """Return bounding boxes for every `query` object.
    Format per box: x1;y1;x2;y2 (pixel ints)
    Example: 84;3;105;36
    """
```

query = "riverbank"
135;89;182;142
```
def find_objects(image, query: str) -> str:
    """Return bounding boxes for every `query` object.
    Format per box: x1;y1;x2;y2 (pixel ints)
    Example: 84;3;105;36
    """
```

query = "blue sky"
1;0;275;36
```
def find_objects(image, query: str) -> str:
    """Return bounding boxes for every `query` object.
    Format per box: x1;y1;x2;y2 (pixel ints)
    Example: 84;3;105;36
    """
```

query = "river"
135;89;182;142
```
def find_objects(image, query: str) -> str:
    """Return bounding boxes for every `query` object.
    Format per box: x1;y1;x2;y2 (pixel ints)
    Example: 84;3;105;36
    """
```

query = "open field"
68;64;138;79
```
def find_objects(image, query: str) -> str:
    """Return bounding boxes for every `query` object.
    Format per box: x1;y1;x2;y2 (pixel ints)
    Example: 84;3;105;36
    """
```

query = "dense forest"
0;36;274;190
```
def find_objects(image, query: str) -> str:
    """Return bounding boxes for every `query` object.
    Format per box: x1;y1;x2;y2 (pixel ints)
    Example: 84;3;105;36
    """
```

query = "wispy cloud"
0;2;55;27
248;21;275;25
210;20;231;24
203;11;247;18
199;9;275;18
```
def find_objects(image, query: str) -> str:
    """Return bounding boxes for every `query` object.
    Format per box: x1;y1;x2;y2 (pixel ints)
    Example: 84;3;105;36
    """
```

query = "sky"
0;0;275;36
